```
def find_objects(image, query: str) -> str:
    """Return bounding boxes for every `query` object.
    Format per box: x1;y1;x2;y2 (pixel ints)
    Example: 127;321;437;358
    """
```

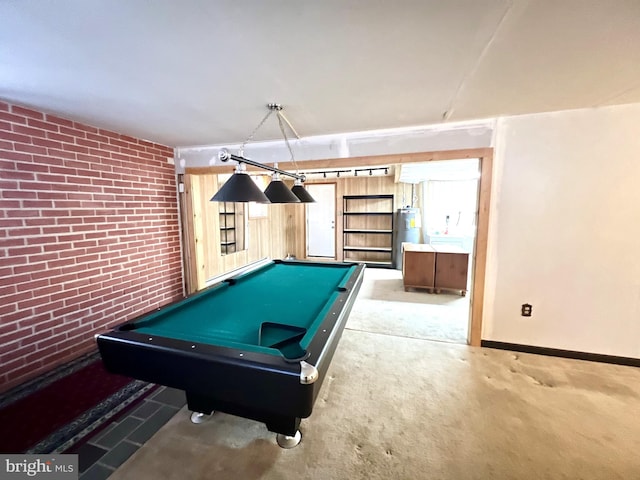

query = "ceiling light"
210;164;270;203
264;172;300;203
291;179;316;203
210;104;315;203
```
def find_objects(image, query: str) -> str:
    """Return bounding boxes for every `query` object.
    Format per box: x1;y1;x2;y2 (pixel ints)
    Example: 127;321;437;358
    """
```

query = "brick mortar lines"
0;101;183;392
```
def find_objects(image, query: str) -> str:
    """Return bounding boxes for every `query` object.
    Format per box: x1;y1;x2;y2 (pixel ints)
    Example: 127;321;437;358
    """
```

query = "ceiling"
2;1;639;148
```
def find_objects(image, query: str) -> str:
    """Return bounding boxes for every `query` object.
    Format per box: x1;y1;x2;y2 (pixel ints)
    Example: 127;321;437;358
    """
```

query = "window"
248;174;269;219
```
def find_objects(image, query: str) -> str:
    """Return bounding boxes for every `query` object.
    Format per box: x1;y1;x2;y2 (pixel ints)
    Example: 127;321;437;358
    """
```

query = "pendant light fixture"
291;178;316;202
264;170;301;203
210;163;270;203
210;104;315;204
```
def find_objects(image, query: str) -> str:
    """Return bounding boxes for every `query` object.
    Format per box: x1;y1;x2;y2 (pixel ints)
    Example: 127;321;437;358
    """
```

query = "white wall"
484;103;640;357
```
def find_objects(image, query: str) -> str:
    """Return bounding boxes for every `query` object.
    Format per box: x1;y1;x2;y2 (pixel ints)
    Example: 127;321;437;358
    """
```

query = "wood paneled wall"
184;171;417;290
185;147;491;346
291;172;421;261
184;173;297;292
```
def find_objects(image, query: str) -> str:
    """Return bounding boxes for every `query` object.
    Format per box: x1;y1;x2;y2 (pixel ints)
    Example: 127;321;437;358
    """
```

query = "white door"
306;184;336;257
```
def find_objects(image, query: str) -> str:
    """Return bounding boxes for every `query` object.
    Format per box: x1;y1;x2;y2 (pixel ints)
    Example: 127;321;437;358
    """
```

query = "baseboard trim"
480;340;640;368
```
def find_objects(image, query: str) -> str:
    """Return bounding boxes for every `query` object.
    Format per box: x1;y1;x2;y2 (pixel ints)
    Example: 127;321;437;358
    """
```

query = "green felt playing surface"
134;261;357;356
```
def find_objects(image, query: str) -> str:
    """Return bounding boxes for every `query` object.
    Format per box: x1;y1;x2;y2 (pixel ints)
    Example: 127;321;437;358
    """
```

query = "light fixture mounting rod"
218;148;306;182
267;103;300;139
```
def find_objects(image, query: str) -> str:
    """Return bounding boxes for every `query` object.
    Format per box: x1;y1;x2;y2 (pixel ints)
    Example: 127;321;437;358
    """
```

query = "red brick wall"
0;101;184;392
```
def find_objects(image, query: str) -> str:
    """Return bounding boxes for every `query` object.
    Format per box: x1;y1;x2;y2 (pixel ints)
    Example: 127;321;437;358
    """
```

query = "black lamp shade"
264;179;301;203
210;173;270;203
291;184;316;203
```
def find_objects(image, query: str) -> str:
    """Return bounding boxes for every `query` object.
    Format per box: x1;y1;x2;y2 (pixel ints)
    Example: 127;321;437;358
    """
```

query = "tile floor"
77;386;186;480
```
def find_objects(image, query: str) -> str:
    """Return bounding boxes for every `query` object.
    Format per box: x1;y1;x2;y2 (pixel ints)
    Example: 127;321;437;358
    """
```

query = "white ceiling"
1;1;639;148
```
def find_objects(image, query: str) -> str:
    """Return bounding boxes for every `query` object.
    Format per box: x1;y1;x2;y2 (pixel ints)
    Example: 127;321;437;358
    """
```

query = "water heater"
393;208;421;269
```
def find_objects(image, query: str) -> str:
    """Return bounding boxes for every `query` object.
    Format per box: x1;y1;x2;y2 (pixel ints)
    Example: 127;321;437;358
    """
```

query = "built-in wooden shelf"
343;194;394;268
220;202;236;255
343;229;393;234
344;246;393;252
343;212;393;216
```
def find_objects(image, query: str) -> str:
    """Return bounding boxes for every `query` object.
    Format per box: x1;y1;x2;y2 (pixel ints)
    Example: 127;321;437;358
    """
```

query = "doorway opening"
348;159;480;345
305;183;336;259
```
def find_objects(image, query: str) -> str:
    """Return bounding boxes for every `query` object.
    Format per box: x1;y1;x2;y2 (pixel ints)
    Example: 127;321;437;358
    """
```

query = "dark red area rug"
0;352;157;454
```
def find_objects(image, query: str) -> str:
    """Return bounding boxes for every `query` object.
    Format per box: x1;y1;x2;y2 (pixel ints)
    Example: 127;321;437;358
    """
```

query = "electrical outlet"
521;304;532;317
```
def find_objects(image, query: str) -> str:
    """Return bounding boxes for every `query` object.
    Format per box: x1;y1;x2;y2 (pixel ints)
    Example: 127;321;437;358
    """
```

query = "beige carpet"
110;333;640;478
347;268;469;344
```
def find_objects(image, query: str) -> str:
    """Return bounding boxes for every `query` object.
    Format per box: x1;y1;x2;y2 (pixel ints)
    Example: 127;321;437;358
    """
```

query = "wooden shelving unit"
342;194;394;267
219;202;236;255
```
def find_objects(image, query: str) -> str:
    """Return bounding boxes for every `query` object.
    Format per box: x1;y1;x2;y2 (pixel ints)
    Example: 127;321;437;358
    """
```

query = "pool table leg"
190;411;213;424
186;391;305;448
276;431;302;449
264;416;301;438
186;392;215;414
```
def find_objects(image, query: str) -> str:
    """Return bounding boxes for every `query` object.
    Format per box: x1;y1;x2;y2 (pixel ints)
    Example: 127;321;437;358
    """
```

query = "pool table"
96;259;365;447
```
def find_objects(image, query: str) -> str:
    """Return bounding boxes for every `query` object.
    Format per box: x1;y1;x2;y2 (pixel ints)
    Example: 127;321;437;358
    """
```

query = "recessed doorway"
306;183;336;258
347;159;480;345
